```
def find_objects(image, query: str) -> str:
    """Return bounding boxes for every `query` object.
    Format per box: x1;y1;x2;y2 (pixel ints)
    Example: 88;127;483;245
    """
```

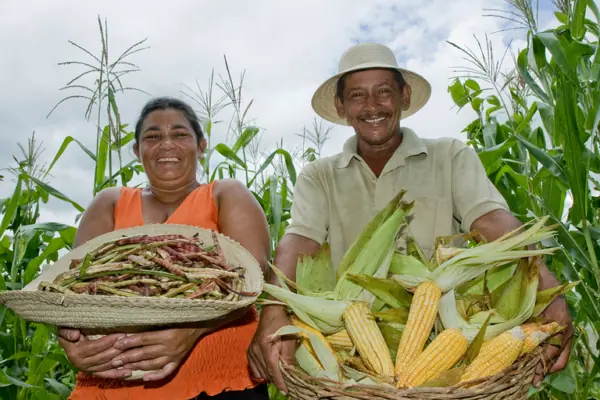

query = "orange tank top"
69;182;260;400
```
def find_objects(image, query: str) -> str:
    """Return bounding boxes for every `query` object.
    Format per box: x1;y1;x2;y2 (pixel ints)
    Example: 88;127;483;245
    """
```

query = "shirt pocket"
404;196;453;261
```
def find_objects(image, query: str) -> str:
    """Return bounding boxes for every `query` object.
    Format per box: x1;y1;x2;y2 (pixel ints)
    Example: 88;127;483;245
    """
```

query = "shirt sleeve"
284;162;329;244
451;141;510;232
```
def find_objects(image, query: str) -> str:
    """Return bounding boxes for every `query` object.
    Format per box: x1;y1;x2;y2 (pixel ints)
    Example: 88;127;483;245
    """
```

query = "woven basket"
280;353;540;400
0;224;264;329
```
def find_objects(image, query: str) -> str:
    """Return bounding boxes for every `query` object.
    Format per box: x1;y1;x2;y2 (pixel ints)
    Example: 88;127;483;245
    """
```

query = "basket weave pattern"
280;353;539;400
0;224;264;329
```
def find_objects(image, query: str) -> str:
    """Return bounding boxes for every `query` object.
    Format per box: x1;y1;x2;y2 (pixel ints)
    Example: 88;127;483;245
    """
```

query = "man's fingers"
533;362;545;388
549;338;572;373
247;350;268;382
280;338;296;366
265;341;288;395
111;345;163;367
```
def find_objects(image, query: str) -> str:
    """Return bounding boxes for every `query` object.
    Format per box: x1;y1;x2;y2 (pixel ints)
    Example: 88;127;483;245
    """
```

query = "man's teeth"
158;157;179;163
365;117;385;124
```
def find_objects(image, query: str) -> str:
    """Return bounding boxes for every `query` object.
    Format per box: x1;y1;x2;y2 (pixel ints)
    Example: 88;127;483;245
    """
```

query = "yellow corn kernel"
343;301;394;377
521;322;564;355
460;326;526;383
326;329;354;350
394;281;442;379
397;328;468;388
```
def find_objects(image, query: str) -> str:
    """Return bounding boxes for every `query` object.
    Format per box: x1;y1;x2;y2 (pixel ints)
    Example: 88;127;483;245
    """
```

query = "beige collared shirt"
285;127;509;268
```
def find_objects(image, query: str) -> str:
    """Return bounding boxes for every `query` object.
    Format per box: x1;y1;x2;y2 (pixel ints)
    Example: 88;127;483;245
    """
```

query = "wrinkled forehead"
141;109;192;131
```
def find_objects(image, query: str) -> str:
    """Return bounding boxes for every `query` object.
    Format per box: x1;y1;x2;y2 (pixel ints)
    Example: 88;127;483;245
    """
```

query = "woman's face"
133;108;205;189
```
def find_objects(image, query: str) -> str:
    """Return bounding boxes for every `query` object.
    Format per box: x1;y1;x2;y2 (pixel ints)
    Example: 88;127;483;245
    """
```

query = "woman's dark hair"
134;97;204;144
336;68;406;103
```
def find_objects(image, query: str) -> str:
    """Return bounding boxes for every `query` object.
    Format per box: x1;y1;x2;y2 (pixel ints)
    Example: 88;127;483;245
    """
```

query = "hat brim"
311;62;432;126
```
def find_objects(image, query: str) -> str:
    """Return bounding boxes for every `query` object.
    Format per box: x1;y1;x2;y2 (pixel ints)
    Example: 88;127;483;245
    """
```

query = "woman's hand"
58;328;131;379
111;327;209;382
111;307;252;382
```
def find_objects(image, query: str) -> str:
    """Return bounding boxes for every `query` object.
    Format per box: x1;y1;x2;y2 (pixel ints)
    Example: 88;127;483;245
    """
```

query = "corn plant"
0;135;77;400
448;0;600;397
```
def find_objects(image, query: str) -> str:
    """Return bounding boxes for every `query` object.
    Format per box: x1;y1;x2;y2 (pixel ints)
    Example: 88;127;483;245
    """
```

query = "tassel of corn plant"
397;328;468;388
394;281;442;379
343;301;394;377
326;329;354;350
459;326;526;383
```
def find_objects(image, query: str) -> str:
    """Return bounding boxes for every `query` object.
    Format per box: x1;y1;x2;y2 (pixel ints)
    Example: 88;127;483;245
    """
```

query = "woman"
58;97;271;400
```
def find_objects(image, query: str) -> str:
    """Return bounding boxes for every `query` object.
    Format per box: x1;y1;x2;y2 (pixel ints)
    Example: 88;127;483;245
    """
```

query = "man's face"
335;69;411;146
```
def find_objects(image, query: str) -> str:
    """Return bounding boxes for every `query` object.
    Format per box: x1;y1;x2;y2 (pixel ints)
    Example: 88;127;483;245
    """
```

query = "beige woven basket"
0;224;264;329
280;353;539;400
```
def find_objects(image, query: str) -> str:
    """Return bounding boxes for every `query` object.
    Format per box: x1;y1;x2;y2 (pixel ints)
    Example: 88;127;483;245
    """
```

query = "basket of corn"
263;191;574;399
0;224;264;329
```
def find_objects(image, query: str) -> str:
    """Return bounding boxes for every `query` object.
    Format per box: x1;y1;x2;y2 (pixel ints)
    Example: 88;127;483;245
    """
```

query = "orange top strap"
69;182;260;400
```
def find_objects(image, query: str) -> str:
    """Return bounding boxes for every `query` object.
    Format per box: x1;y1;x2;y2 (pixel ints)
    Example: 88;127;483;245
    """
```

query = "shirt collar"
336;127;428;170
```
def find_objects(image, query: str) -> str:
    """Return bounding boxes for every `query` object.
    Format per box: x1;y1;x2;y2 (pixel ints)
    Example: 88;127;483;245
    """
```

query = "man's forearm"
471;209;562;290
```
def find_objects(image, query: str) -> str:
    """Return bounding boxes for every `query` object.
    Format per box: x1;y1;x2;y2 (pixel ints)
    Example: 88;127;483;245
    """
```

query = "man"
248;42;572;395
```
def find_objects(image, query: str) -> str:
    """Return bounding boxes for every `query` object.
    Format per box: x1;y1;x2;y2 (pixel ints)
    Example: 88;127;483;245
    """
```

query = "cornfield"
0;1;598;399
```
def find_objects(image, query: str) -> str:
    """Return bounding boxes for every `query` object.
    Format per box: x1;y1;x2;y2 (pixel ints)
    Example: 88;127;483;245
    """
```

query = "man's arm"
470;209;561;290
248;163;329;394
452;143;573;387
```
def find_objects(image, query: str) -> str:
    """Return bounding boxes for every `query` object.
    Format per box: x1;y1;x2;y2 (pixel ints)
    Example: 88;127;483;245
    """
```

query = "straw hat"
311;43;432;126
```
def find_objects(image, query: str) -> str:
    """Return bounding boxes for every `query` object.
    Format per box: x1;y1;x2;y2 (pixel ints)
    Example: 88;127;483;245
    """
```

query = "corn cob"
459;326;526;383
343;301;394;377
521;322;564;355
397;328;468;388
326;329;354;350
394;281;442;379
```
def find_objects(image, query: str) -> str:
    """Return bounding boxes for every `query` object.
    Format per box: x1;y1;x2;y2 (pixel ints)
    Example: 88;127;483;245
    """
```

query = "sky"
0;0;557;227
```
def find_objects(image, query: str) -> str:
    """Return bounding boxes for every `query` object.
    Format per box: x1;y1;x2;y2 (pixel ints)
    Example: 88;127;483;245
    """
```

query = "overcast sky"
0;0;556;226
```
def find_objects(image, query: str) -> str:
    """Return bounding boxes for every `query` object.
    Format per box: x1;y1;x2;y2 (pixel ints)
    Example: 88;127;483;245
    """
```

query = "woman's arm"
73;187;120;247
215;179;272;271
57;187;131;379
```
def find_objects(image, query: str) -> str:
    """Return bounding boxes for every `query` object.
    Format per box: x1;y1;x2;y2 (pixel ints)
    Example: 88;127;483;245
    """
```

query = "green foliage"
2;1;599;398
448;1;600;398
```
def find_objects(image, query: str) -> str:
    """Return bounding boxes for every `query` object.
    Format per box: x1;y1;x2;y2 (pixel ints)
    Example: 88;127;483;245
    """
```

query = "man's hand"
247;305;296;395
533;294;574;387
58;328;131;379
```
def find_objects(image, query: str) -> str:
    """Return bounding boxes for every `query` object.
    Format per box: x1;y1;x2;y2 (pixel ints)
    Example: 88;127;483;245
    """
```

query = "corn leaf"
335;202;412;300
263;283;349;334
296;243;336;295
533;281;579;316
463;313;492;365
419;365;466;388
373;307;409;324
346;274;412;308
336;190;407;280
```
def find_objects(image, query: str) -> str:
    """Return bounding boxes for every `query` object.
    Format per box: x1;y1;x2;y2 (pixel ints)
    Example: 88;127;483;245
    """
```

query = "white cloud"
0;0;555;225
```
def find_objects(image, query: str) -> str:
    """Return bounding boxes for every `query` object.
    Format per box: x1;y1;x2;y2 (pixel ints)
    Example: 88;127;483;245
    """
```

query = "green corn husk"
336;190;408;281
296;243;336;295
271;325;343;381
345;274;413;309
494;257;532;320
389;252;433;289
430;217;557;293
262;283;350;334
533;281;579;316
334;201;413;302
